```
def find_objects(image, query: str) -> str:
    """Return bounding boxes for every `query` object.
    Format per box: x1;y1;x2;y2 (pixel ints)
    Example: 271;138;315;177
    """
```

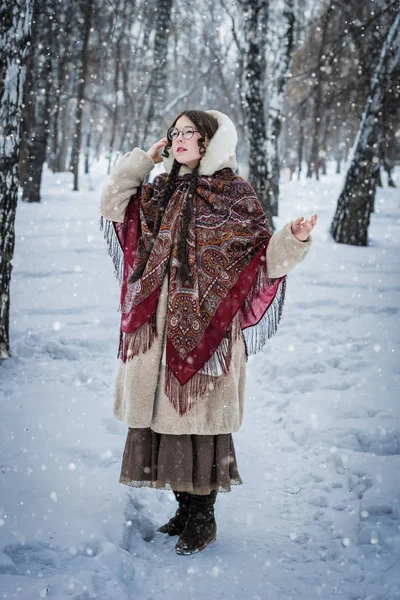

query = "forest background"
1;0;400;356
1;2;400;597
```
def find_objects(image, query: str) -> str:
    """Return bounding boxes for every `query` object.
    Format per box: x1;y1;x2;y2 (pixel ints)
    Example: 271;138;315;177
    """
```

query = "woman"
99;109;317;556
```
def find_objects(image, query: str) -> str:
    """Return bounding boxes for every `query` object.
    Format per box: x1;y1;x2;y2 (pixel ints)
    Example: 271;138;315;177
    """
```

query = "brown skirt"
119;427;243;495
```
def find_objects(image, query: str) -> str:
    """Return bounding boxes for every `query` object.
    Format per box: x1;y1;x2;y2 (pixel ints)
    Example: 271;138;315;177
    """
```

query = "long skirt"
119;427;243;495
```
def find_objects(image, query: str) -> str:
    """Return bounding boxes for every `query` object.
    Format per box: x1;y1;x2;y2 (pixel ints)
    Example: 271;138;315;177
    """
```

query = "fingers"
149;138;168;162
303;220;314;231
309;214;318;229
294;214;318;229
150;138;167;154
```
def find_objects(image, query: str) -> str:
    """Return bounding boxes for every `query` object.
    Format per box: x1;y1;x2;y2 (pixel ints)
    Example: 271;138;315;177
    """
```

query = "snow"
1;160;399;599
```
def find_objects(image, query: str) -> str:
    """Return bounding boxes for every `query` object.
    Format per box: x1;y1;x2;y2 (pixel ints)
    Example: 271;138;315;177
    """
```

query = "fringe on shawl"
241;275;287;359
118;312;158;362
100;209;287;414
198;313;243;377
164;367;225;417
99;215;124;310
163;313;244;416
99;214;160;359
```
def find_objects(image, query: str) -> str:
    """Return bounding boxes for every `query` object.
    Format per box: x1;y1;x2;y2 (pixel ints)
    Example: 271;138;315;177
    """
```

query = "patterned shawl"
100;167;286;415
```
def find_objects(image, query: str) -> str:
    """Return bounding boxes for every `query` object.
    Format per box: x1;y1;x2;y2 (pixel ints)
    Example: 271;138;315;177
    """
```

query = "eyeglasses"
167;126;200;141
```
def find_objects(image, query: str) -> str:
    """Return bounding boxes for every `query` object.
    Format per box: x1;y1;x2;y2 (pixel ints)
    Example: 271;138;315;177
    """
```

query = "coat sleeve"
266;221;312;278
99;147;155;223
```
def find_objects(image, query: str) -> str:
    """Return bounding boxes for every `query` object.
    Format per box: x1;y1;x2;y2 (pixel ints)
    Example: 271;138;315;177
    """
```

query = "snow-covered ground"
1;159;399;600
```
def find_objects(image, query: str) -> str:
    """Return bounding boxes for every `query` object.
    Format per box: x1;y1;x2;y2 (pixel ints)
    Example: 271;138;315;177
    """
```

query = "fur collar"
162;109;238;177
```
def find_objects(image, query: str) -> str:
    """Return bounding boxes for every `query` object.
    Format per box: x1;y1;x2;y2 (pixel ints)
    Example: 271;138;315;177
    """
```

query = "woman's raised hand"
291;214;318;241
146;137;168;164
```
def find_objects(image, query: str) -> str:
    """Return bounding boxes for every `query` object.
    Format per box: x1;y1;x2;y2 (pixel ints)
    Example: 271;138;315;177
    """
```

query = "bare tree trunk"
380;87;399;189
141;0;174;150
376;166;383;188
85;120;92;175
333;120;346;174
0;0;33;359
95;131;104;162
108;36;122;174
306;147;313;178
22;1;53;203
119;37;135;154
309;2;333;180
330;12;400;246
384;159;396;187
59;95;73;172
320;113;330;175
266;0;296;216
297;104;306;181
70;0;94;191
237;0;274;226
220;0;246;128
51;1;74;172
19;33;35;186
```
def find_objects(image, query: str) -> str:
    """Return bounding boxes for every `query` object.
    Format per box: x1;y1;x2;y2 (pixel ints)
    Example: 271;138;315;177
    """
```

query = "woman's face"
170;115;207;170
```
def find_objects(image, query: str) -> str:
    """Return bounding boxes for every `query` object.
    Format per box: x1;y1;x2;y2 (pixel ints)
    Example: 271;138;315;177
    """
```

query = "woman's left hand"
291;214;318;241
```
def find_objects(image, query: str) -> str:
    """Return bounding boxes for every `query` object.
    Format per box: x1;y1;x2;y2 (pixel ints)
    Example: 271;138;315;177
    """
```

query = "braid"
178;166;199;285
127;159;182;284
153;159;182;237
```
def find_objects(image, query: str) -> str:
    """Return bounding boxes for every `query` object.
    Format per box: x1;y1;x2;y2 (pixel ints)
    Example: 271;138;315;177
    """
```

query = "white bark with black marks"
21;0;54;203
330;10;400;246
237;0;273;225
70;0;94;192
266;0;297;215
141;0;174;151
0;0;33;359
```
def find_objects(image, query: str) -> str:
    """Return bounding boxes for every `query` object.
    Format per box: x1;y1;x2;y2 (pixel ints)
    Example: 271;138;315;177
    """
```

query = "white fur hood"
162;109;238;177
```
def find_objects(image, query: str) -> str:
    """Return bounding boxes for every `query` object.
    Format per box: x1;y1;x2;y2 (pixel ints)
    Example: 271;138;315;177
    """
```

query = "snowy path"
1;164;399;599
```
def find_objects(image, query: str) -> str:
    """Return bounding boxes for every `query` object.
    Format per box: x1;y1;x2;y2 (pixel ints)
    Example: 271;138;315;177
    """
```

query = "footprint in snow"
322;380;354;391
336;428;400;456
120;493;156;551
348;472;373;499
360;503;399;521
290;532;312;545
307;495;329;508
2;540;102;577
0;551;17;575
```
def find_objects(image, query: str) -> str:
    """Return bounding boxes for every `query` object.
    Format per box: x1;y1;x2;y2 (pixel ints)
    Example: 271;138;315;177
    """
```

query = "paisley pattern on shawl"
100;167;286;416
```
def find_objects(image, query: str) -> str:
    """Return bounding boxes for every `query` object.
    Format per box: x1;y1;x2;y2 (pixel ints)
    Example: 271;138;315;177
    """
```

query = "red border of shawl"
166;243;283;385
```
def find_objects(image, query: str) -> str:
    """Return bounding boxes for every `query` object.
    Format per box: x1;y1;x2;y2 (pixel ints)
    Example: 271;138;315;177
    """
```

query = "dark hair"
128;110;219;286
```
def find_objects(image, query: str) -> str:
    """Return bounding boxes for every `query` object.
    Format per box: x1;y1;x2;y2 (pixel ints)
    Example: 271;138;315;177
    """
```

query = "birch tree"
236;0;273;224
330;10;400;246
50;0;75;173
106;0;136;172
70;0;94;191
0;0;33;359
266;0;297;214
306;0;334;180
141;0;174;151
21;0;54;202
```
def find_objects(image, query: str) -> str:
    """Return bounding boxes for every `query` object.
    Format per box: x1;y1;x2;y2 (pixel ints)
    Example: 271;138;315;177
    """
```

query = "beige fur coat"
99;110;312;435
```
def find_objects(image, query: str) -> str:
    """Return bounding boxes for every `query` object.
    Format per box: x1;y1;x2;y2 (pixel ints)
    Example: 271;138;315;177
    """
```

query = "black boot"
158;491;191;536
175;490;217;555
